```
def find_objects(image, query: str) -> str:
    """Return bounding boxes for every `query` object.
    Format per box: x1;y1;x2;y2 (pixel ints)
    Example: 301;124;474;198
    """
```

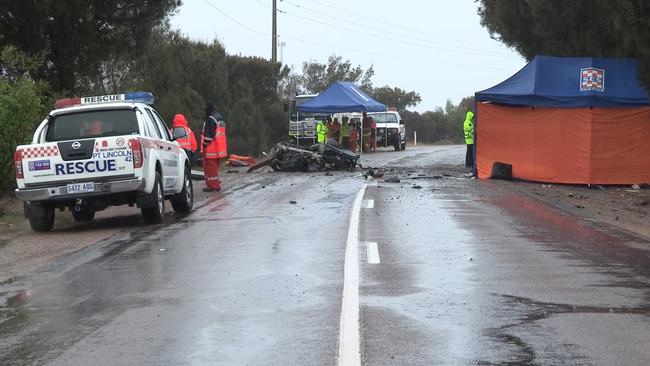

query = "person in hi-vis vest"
463;111;475;169
201;102;227;192
172;114;198;165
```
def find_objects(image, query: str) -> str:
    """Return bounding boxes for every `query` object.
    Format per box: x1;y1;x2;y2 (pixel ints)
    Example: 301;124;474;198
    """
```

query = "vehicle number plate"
67;182;95;194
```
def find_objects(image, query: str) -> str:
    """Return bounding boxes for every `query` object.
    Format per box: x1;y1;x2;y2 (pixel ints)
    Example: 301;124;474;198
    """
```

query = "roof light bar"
54;91;155;109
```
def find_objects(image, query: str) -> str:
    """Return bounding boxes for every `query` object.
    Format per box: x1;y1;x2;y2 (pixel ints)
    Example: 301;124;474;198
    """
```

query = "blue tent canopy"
297;81;386;113
476;56;650;108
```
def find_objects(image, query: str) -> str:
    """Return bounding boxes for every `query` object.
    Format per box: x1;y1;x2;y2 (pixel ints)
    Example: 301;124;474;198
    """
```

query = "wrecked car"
248;142;360;173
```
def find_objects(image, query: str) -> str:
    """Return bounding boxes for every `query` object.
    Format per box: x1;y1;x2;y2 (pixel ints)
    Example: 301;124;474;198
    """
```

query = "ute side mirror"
399;120;405;125
283;103;289;112
172;126;187;140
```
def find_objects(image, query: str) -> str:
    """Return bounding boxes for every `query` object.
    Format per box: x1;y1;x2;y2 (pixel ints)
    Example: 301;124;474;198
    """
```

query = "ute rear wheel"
171;167;193;213
141;172;165;224
26;203;55;232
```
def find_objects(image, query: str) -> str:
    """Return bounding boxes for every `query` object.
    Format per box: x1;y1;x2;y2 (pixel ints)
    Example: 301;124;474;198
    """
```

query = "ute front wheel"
171;168;193;213
141;172;165;224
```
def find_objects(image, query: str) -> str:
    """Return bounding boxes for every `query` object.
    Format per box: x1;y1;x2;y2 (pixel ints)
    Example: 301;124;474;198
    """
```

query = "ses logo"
580;67;605;92
28;160;51;171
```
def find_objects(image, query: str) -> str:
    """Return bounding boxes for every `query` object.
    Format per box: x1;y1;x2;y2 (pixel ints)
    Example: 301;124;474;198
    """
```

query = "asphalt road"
1;145;650;365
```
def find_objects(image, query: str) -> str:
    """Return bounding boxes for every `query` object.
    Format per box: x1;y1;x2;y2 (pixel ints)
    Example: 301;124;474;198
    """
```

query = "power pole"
272;0;277;63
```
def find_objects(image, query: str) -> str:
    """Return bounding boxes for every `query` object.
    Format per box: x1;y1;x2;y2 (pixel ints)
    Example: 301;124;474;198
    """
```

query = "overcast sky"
170;0;526;112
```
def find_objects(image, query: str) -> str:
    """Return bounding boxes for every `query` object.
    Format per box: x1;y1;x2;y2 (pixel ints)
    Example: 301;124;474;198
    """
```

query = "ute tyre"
27;203;55;232
171;168;194;213
142;172;165;224
72;206;95;222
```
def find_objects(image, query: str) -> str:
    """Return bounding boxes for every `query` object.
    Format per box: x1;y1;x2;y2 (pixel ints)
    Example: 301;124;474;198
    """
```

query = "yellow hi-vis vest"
341;122;350;138
463;111;474;145
316;121;329;143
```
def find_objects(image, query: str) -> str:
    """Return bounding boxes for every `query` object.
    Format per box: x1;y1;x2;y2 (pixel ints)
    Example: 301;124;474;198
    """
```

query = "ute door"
146;108;180;192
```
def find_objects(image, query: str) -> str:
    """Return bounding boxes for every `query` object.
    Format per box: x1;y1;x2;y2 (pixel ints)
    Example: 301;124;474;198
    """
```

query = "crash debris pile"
248;142;359;173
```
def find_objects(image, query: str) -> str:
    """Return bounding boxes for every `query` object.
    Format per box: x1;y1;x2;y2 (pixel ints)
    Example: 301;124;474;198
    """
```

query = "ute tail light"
130;139;143;168
14;150;24;179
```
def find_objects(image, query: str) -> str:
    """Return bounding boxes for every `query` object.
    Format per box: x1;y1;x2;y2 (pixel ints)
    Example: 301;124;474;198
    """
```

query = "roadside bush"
0;47;46;192
402;97;474;144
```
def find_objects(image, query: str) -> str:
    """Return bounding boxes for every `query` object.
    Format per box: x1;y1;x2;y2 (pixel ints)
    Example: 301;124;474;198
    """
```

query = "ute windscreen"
371;114;398;124
46;109;139;142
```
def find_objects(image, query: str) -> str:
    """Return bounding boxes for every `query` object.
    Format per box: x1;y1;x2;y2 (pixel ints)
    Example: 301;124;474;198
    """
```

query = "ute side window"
143;109;162;139
145;109;168;141
149;109;172;141
147;108;172;141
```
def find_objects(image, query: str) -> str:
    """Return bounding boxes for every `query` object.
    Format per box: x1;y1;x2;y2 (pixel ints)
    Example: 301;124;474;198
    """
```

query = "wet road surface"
1;145;650;365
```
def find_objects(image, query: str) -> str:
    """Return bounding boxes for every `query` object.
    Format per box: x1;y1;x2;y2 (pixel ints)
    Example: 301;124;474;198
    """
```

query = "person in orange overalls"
362;112;372;152
201;102;227;192
172;114;198;165
348;119;358;152
370;115;377;152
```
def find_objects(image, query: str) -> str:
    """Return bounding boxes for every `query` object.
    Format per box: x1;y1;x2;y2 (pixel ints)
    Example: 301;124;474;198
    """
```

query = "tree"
477;0;650;86
279;54;374;98
0;47;46;190
0;0;181;94
371;86;421;111
400;96;473;144
137;29;286;155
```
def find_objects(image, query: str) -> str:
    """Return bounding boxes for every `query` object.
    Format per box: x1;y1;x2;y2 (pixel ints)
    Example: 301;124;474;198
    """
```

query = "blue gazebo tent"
297;82;386;113
297;82;386;155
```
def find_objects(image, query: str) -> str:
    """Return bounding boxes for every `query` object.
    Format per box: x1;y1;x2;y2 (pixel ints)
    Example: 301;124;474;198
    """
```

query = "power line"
253;0;268;8
201;0;270;37
308;0;506;50
279;34;512;71
278;7;515;59
281;0;513;57
197;1;514;71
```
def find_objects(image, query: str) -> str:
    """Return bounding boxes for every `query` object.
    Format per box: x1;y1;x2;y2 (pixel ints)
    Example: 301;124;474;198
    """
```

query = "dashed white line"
338;185;367;366
366;242;380;264
363;199;374;209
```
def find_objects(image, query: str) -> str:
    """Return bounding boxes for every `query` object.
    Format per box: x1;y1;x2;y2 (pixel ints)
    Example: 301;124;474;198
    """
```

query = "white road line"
338;185;367;366
366;242;380;264
363;199;374;209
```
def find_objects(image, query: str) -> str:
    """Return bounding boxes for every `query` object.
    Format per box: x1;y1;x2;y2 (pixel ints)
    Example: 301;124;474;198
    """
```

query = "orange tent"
475;56;650;185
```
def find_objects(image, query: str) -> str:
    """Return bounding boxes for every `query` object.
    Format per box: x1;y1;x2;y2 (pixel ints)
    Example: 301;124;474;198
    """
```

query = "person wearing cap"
201;102;228;192
172;114;197;165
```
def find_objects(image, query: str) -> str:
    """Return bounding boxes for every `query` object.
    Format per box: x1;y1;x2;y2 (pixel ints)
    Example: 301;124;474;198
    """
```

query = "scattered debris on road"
289;200;297;205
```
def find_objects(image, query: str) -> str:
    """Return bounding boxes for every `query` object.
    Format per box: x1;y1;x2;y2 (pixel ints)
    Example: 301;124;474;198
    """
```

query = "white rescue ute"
14;92;194;232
